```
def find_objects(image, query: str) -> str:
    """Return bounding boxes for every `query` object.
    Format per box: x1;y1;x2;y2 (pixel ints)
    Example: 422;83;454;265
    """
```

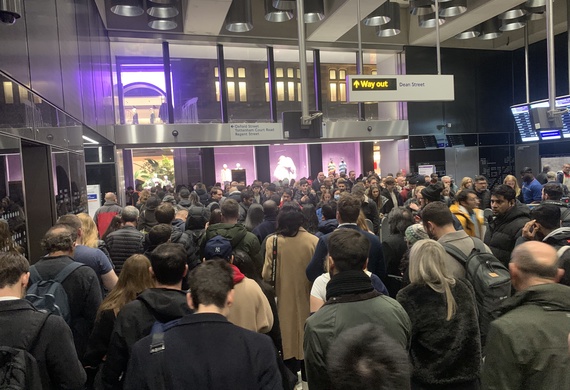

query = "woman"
101;215;123;241
244;203;264;232
459;177;474;191
78;212;110;258
83;254;155;386
136;189;150;211
503;174;521;198
383;207;414;298
0;219;23;254
262;203;318;379
396;240;481;390
368;185;382;210
301;204;319;235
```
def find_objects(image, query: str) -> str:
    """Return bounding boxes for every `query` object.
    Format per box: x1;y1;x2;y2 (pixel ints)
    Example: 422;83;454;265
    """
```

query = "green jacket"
304;290;411;390
482;283;570;390
201;223;262;272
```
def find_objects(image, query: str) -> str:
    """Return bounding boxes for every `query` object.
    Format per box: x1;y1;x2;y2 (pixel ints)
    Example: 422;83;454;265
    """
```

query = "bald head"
105;192;117;202
510;241;561;290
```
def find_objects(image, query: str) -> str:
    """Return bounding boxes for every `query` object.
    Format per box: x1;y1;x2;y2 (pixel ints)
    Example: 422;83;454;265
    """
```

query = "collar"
180;312;229;325
337;223;358;228
0;296;21;301
326;270;374;301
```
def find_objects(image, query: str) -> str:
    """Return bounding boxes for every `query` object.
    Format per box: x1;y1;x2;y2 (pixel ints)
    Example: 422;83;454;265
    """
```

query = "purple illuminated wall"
268;144;309;182
214;146;256;184
321;142;361;176
6;155;22;182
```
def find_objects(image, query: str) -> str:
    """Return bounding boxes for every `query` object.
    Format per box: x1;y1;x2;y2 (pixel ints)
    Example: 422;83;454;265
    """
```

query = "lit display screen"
511;104;538;142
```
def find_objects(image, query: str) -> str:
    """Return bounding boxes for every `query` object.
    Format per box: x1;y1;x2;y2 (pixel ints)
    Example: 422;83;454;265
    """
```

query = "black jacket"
484;206;530;265
380;188;403;215
361;197;381;234
105;225;145;274
102;288;192;390
31;255;102;359
541;200;570;227
253;217;277;244
0;299;86;390
476;189;491;210
124;313;282;390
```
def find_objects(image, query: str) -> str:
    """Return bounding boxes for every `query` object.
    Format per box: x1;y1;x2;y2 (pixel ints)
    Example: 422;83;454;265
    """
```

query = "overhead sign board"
228;123;283;142
346;74;454;102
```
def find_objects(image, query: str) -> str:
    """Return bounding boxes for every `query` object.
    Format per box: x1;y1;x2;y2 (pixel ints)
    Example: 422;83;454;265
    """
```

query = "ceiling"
97;0;569;55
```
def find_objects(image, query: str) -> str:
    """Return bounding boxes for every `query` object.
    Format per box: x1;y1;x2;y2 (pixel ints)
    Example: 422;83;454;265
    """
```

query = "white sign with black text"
228;123;283;142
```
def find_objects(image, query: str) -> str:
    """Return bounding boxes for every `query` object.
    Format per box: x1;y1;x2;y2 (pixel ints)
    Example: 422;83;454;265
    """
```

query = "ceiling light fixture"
304;0;325;23
409;0;433;16
500;16;526;31
364;1;392;27
498;7;526;20
148;17;177;30
525;6;545;20
225;0;253;32
264;0;293;22
273;0;296;10
110;0;144;17
479;17;502;40
455;25;481;39
438;0;467;17
418;12;445;28
0;0;22;24
525;0;554;7
147;5;179;18
375;1;401;37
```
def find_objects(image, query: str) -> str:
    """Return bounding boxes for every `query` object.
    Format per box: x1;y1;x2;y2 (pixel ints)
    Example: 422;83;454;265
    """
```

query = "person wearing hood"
203;236;273;333
201;199;263;274
177;187;192;209
137;195;159;233
316;202;338;238
193;182;210;205
541;182;570;227
102;243;192;389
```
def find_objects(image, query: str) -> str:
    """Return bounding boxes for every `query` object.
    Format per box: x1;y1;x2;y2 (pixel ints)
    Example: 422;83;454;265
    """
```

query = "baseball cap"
203;236;232;261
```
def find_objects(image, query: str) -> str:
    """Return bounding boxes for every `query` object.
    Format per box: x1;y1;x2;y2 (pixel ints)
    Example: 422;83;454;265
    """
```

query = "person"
484;185;530;265
93;193;123;237
557;163;570;187
380;177;403;216
83;254;155;385
312;171;326;193
203;236;273;333
306;194;386;283
422;201;491;279
31;224;102;359
123;260;283;390
137;195;159;233
368;184;383;210
244;202;264;232
382;207;414;297
326;323;411;390
262;203;318;381
481;241;570;389
105;206;145;275
449;189;484;238
125;186;139;207
57;214;118;296
474;175;491;209
536;164;550;185
238;190;254;223
304;229;411;390
503;174;521;199
253;200;278;244
102;243;192;389
293;179;317;206
541;182;570;227
0;218;23;253
520;167;542;204
101;215;123;241
0;252;87;390
77;212;111;258
201;198;263;273
351;184;381;235
316;202;338;237
397;239;481;390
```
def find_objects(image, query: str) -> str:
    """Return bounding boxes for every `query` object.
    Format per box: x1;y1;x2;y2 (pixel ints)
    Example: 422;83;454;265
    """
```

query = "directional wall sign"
346;74;454;102
228;123;283;142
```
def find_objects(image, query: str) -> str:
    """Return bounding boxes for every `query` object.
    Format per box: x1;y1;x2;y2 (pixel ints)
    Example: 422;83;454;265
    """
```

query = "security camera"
0;0;22;25
172;130;179;137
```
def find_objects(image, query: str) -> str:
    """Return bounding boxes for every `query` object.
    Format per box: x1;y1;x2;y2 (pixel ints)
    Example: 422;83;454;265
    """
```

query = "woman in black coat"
396;239;481;390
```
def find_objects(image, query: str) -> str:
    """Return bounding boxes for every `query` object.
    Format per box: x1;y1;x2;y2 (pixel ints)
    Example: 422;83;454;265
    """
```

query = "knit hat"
145;196;160;211
179;188;190;199
405;224;429;245
162;195;177;205
203;236;233;261
421;182;443;202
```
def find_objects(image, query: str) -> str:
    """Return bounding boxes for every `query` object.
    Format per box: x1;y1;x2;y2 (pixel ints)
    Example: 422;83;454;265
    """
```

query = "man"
0;252;86;389
177;187;192;209
351;184;381;235
102;243;192;390
294;179;317;206
57;214;118;294
264;183;281;205
203;236;273;333
32;224;102;358
253;200;278;244
207;186;224;208
327;324;410;390
481;241;570;390
541;182;570;227
125;186;138;207
317;202;338;237
312;171;326;193
520;167;542;204
306;194;386;283
484;185;530;266
474;175;491;210
304;229;411;390
123;260;282;390
336;178;348;193
536;164;550;185
449;189;484;238
422;201;491;278
347;170;357;191
252;183;263;204
105;206;145;275
558;163;570;187
380;177;403;215
201;199;263;273
93;192;123;237
238;190;254;223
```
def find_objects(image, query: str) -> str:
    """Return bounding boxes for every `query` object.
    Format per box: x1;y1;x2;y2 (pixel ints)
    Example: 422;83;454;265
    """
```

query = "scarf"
325;270;374;301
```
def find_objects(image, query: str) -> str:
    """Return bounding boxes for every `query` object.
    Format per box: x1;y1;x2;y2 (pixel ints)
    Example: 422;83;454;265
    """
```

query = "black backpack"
0;313;48;390
442;238;511;344
25;262;84;324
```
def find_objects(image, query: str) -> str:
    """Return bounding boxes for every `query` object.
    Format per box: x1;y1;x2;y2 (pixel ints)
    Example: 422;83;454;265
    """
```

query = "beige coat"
262;228;318;360
227;276;274;333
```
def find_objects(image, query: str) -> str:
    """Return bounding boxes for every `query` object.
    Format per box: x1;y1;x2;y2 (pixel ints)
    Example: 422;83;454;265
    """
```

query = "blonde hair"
408;239;457;320
460;177;473;190
503;175;521;197
357;211;371;232
97;254;155;319
77;213;99;248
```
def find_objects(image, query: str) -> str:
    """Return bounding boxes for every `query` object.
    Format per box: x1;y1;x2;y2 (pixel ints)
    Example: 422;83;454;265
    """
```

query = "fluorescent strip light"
82;135;99;144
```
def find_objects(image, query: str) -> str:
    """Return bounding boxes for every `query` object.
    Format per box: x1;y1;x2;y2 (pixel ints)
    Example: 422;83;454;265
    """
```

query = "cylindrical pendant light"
147;5;179;18
265;0;294;22
479;17;502;40
364;1;392;27
148;17;177;30
500;16;526;31
455;25;481;39
273;0;296;10
418;12;445;28
498;7;526;20
110;0;144;17
410;0;433;16
304;0;325;23
225;0;254;32
375;2;401;37
439;0;467;17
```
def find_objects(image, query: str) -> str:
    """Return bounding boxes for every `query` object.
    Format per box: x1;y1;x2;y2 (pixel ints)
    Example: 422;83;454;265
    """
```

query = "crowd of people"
1;164;570;389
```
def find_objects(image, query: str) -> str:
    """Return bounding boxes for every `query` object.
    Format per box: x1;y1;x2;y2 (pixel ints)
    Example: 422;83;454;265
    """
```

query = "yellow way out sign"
346;74;454;102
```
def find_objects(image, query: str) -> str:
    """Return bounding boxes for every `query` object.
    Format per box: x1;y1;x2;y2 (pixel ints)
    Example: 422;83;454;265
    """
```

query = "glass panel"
277;82;285;102
3;82;14;104
329;69;336;80
132;149;175;188
52;150;72;218
213;146;256;185
227;81;236;102
287;82;295;102
68;153;88;214
276;68;284;78
214;67;219;77
0;74;34;139
339;69;346;79
330;83;337;102
287;68;294;78
319;50;361;120
265;82;270;102
268;144;309;182
226;67;234;78
238;82;247;102
274;49;314;119
321;142;362;177
238;68;246;78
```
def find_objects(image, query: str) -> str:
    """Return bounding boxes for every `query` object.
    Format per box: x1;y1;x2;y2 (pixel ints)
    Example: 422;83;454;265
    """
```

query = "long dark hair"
301;204;319;234
276;202;304;237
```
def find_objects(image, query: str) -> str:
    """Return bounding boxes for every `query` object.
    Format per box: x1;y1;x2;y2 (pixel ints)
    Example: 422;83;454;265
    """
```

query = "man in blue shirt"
521;167;543;204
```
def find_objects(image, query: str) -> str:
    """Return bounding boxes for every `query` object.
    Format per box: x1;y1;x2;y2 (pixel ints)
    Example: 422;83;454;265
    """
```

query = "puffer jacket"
201;223;262;273
104;226;144;274
541;200;570;227
484;206;530;266
195;188;210;205
482;283;570;390
449;202;484;238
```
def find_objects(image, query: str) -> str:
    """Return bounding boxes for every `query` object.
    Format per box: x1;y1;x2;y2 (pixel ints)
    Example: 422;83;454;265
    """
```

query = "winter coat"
105;226;145;274
484;206;530;266
316;219;338;238
361;197;381;234
541;200;570;227
262;228;318;360
476;189;491;210
380;188;403;215
102;288;192;389
397;279;481;388
136;208;158;233
482;283;570;390
253;217;277;244
450;202;485;238
195;188;210;205
382;232;408;297
93;202;123;237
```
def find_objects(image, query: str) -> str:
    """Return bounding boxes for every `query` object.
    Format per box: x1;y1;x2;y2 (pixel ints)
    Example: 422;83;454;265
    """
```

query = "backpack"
442;238;511;344
0;313;48;390
25;262;84;324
